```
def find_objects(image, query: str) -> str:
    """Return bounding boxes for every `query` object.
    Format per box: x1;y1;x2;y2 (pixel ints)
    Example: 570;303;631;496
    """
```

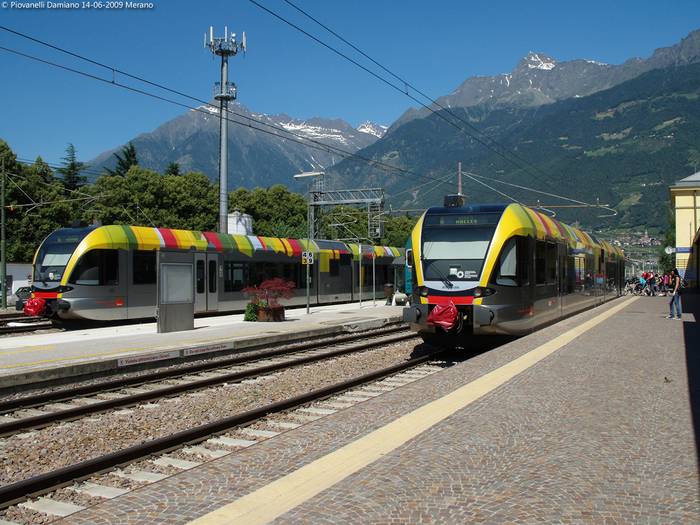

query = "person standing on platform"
667;268;683;320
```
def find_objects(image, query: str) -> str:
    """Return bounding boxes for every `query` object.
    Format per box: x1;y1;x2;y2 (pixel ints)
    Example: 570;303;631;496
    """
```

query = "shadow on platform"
682;290;700;478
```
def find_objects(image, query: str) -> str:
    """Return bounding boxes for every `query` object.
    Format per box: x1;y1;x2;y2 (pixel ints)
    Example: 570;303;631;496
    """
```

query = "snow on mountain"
526;52;556;70
390;30;700;131
356;121;388;138
90;102;383;188
277;119;351;145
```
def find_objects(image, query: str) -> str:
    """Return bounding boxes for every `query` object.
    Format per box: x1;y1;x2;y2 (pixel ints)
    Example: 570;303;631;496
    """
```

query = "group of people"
636;269;683;320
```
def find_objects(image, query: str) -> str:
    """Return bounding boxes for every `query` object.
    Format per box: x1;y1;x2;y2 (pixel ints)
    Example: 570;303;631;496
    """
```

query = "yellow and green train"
402;203;625;346
29;224;404;321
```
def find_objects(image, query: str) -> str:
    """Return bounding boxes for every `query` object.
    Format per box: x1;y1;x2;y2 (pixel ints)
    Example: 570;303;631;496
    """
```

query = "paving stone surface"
62;295;700;524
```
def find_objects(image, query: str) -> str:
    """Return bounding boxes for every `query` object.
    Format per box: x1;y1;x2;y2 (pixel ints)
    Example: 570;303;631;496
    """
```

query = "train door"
194;253;220;312
558;243;566;318
206;254;219;311
194;254;207;313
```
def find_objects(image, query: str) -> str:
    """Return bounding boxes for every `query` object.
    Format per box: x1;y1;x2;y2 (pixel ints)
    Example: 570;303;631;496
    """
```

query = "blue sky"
1;0;699;165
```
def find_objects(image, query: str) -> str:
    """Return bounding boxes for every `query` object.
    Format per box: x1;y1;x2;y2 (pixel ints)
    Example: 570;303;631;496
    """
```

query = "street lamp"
293;171;324;314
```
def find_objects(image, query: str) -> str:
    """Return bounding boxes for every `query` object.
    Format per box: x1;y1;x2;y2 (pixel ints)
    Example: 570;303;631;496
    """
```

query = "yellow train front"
402;203;625;347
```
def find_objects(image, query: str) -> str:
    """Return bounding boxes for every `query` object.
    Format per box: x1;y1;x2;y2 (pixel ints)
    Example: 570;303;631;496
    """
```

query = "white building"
4;263;32;301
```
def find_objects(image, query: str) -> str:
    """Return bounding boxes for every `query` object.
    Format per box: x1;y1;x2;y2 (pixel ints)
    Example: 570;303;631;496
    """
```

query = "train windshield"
33;228;93;284
422;214;499;281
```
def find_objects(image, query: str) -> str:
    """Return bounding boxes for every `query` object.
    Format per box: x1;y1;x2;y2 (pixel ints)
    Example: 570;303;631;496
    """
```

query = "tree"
105;142;138;177
229;185;308;238
164;162;181;176
382;214;417;247
86;166;218;230
0;141;78;262
57;144;87;190
29;156;54;183
658;205;676;273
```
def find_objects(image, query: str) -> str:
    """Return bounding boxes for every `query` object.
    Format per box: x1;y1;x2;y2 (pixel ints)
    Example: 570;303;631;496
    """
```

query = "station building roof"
670;172;700;189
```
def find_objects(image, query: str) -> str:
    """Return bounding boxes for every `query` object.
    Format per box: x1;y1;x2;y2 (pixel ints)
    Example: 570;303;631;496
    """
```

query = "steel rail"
0;314;44;322
0;349;440;508
0;332;417;436
0;324;408;412
0;321;53;335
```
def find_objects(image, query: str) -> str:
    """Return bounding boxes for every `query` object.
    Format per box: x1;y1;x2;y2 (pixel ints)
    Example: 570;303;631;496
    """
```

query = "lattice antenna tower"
204;26;247;233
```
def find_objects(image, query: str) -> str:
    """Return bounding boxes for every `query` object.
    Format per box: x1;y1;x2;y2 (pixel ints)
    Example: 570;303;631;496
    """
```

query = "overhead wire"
250;0;579;200
253;0;607;208
0;26;455;193
1;24;580;207
461;173;520;204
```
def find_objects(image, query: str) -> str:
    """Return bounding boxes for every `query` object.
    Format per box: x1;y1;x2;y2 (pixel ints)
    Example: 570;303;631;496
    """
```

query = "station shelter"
669;172;700;287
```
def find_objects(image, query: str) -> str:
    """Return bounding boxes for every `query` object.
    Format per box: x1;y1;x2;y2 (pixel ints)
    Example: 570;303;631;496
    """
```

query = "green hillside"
329;62;700;233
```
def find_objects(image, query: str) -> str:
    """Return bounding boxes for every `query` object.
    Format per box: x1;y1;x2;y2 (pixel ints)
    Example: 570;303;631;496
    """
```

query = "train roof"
424;203;509;215
420;203;624;258
49;225;403;262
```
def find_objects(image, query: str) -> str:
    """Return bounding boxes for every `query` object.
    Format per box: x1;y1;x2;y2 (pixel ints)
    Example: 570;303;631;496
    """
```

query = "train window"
208;261;217;293
196;260;205;294
535;242;546;285
517;237;530;286
69;249;118;286
133;251;156;285
224;262;248;292
546;243;557;284
282;263;296;282
330;259;340;277
405;249;413;269
496;238;518;286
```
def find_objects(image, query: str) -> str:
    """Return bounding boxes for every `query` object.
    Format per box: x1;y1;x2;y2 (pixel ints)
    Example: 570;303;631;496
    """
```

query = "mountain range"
90;28;700;231
90;106;386;187
390;29;700;131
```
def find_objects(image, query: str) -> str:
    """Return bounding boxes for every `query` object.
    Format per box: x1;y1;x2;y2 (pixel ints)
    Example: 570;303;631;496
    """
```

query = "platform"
0;302;404;390
55;292;699;524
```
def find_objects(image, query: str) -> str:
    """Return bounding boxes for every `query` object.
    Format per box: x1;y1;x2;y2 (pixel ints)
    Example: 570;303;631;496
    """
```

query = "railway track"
0;328;416;437
0;323;410;410
0;315;53;335
0;335;442;519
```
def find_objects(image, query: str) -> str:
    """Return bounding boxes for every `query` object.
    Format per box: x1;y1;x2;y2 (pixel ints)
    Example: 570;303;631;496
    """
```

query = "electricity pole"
205;26;246;234
1;160;6;310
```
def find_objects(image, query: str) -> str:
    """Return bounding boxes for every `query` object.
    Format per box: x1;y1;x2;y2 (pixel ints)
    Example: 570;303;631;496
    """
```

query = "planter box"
257;306;285;322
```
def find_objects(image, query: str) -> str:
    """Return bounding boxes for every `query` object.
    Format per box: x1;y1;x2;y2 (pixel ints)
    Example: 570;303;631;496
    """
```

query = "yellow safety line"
187;296;638;525
0;345;57;356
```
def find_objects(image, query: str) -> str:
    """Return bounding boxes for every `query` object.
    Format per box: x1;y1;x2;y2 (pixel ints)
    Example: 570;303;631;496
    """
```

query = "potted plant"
242;278;296;322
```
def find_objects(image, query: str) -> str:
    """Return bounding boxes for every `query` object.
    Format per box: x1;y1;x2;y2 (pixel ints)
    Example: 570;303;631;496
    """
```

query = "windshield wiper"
421;243;454;288
427;262;454;289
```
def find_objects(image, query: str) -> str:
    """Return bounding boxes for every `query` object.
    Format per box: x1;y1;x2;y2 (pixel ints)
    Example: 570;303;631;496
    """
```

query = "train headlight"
473;287;495;298
418;286;429;297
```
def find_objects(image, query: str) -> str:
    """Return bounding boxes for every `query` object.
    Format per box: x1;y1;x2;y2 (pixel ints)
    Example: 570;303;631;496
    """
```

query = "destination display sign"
425;213;501;226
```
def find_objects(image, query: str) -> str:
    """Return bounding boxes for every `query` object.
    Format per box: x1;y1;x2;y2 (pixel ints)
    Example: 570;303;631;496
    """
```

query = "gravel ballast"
0;338;423;487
